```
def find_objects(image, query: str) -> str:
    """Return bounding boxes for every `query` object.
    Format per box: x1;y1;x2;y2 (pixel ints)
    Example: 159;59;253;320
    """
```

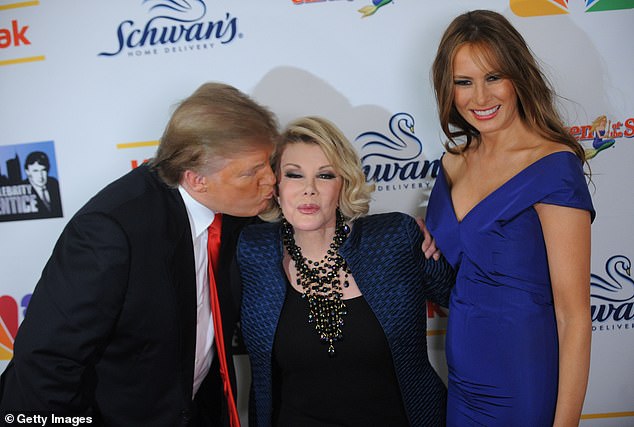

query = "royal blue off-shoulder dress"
425;151;595;426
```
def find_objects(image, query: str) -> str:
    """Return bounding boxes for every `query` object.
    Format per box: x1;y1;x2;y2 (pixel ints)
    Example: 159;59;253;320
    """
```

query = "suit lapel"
216;215;246;350
162;181;197;402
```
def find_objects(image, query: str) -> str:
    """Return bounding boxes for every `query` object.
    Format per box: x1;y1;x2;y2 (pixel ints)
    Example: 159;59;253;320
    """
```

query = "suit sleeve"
404;215;456;307
0;212;130;413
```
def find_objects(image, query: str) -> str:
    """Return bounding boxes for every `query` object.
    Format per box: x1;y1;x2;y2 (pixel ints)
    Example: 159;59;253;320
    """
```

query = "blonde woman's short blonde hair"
260;116;374;222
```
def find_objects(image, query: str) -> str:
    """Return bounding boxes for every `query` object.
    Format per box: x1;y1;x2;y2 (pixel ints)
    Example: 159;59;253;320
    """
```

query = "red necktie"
207;213;241;427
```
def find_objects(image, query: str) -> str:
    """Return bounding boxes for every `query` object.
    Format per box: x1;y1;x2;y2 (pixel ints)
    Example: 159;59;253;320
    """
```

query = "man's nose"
262;165;276;185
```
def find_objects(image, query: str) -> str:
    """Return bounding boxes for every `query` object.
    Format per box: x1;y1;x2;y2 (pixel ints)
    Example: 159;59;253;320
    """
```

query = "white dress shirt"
178;186;216;397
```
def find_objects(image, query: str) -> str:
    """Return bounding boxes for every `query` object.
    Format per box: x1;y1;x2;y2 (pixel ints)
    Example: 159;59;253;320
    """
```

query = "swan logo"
511;0;634;17
0;294;30;360
355;112;440;192
591;255;634;332
98;0;241;58
569;115;634;160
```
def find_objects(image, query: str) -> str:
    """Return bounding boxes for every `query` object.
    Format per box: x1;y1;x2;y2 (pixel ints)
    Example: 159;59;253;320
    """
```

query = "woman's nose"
475;83;489;105
303;178;317;195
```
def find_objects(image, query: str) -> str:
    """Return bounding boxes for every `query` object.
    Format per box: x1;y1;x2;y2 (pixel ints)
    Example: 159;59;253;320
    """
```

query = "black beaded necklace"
281;209;352;357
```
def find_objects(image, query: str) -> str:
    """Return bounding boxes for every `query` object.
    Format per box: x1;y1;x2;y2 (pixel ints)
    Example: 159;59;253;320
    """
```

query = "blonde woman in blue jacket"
238;116;455;427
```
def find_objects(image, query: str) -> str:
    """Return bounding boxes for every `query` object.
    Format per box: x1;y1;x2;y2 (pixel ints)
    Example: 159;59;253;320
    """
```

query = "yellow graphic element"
511;0;569;17
427;329;446;336
0;55;46;66
116;140;160;149
358;5;377;17
0;346;11;360
581;411;634;419
0;318;14;360
0;0;39;10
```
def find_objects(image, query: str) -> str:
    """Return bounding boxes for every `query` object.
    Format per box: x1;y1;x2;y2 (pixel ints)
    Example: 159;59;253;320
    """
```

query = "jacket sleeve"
420;255;455;308
404;215;456;307
0;212;130;414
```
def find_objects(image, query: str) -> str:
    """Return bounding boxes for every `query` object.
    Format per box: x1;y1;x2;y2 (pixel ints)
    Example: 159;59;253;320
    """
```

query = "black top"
272;284;409;427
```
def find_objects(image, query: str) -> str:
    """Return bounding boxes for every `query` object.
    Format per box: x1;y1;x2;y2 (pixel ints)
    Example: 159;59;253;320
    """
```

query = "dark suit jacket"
0;165;250;426
237;212;456;427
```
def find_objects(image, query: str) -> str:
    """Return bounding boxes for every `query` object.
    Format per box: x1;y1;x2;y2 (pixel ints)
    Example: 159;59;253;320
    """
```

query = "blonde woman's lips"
298;204;320;214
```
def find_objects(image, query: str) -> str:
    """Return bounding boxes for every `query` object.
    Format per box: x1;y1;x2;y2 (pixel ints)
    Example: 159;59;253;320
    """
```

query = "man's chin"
225;207;263;218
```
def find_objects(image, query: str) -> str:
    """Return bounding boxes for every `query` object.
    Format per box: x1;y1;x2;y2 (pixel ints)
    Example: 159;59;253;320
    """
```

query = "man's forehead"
27;162;46;168
224;143;273;159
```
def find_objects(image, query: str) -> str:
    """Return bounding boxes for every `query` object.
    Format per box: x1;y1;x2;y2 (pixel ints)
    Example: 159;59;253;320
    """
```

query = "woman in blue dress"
425;10;595;426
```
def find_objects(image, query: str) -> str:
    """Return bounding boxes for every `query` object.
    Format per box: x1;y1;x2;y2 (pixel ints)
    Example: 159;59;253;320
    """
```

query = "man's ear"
181;169;207;193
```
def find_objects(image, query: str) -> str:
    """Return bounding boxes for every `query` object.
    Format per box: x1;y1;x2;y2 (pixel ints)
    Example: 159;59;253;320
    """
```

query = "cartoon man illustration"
23;151;63;218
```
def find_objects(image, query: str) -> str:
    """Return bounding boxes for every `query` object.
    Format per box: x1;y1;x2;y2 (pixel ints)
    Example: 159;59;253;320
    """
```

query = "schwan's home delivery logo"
569;114;633;160
511;0;634;17
0;141;63;222
591;255;634;333
0;1;45;67
355;112;440;192
98;0;241;58
0;294;30;360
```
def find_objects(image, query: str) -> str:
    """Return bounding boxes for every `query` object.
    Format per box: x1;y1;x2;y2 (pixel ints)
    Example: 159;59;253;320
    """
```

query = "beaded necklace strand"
282;209;351;357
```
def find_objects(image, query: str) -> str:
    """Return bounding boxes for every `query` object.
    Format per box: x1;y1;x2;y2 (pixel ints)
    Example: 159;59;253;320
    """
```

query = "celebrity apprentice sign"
0;141;63;222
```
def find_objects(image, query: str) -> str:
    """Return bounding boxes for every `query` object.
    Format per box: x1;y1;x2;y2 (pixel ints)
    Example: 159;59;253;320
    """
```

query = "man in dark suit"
23;151;63;219
0;82;278;426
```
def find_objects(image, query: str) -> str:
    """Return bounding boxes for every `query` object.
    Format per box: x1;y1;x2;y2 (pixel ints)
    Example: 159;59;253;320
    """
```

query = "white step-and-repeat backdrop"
1;0;633;425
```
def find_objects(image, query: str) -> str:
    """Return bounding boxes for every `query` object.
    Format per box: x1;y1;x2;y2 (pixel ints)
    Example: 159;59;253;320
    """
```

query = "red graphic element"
427;301;448;318
0;296;18;360
0;20;31;49
130;159;150;169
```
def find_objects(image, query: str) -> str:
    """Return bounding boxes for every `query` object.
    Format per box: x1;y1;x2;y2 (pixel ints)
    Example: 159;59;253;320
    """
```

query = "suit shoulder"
73;166;185;236
357;212;417;234
78;166;174;215
346;212;420;256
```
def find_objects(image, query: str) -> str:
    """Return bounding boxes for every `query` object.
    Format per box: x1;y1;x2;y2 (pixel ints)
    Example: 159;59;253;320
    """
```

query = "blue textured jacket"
237;212;455;427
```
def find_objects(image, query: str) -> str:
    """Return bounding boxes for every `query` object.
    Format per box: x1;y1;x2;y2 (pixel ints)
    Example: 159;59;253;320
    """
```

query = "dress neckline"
440;150;578;224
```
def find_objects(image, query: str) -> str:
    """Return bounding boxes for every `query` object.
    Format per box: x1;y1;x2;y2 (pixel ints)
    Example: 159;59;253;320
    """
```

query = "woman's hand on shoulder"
416;217;441;261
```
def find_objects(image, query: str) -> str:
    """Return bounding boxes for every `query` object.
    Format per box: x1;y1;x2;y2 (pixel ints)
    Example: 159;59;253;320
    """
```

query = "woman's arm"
405;215;455;307
535;203;592;427
416;217;441;261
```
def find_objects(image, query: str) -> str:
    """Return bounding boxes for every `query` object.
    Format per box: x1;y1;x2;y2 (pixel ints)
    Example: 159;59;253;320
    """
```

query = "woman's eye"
487;74;501;82
318;173;336;180
284;172;302;179
453;79;471;86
